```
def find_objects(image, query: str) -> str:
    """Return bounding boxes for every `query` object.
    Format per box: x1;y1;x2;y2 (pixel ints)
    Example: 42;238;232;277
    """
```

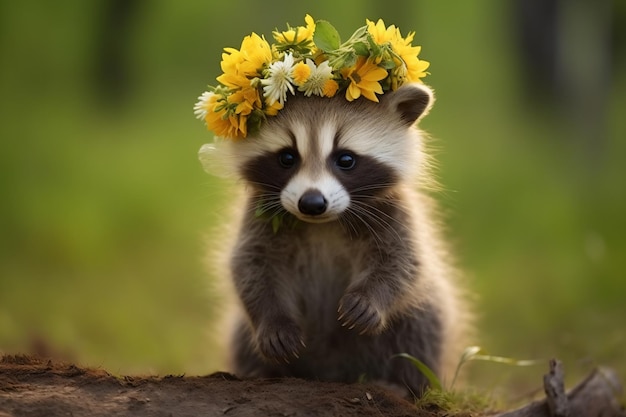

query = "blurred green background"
1;0;624;403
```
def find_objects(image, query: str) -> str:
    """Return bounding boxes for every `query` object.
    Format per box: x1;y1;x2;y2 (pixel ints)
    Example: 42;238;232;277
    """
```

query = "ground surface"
0;355;464;417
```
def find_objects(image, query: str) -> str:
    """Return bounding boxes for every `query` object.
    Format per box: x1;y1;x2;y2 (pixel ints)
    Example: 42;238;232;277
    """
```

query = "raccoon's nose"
298;189;328;216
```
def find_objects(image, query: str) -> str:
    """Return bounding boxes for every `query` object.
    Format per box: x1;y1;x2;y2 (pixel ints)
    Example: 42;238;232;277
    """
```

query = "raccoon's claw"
338;292;385;335
256;318;304;363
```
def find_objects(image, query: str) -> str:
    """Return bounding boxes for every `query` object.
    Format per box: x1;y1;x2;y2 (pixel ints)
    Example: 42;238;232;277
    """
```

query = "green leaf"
254;200;267;217
459;346;542;367
246;109;265;137
272;215;281;234
450;346;542;389
394;353;443;391
470;354;542;367
379;59;396;70
341;51;357;69
344;25;368;44
366;34;382;56
458;346;482;367
314;20;341;51
353;41;370;56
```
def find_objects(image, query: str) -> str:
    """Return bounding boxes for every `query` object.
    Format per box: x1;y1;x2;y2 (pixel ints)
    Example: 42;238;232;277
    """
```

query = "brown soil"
0;355;461;417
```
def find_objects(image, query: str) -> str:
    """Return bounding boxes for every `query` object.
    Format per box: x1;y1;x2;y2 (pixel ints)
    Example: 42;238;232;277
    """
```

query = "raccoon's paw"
338;292;386;335
256;317;305;363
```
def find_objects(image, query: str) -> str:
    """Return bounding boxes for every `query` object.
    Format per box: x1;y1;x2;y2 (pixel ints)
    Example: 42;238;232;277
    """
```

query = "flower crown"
194;15;430;140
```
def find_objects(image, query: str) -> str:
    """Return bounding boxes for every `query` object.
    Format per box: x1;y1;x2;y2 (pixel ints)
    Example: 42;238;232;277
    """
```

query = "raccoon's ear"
384;83;434;126
198;141;239;179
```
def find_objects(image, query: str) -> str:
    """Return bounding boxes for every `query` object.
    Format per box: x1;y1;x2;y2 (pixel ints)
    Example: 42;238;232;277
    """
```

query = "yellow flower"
390;30;430;83
342;57;388;102
219;33;272;81
201;93;239;138
322;79;339;97
302;14;316;40
241;33;273;73
292;61;311;86
273;14;316;46
236;114;248;137
228;86;261;117
366;18;397;45
216;72;251;90
366;19;429;86
264;99;284;116
314;53;328;66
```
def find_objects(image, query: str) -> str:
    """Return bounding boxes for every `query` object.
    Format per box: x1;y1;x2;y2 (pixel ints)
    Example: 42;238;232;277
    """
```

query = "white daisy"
298;59;334;97
193;91;213;122
261;52;296;105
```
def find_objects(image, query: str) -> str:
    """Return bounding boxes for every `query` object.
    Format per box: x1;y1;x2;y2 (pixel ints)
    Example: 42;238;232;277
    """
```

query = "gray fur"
219;84;467;396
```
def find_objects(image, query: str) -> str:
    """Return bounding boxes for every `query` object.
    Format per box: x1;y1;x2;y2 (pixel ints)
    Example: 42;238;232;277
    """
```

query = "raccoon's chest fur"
285;223;358;333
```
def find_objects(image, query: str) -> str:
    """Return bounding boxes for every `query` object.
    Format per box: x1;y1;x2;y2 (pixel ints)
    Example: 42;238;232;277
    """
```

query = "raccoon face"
238;83;433;223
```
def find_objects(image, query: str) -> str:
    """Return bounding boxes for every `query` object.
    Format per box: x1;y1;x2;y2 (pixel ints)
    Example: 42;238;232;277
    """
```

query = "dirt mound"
0;355;451;417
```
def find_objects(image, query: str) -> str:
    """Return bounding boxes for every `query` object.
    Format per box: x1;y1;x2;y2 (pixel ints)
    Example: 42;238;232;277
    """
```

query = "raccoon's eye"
336;153;356;170
278;150;297;168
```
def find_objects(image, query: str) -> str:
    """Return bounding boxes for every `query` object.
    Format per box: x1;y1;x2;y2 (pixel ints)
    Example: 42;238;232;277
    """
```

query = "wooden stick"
494;360;624;417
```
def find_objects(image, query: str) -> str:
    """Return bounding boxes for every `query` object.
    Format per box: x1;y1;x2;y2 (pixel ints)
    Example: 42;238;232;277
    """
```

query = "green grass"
399;347;546;412
414;387;495;415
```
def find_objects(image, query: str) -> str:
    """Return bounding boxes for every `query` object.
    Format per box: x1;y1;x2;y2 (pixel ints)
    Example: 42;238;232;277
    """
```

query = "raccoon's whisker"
337;214;359;240
246;196;285;218
349;185;391;193
251;192;282;201
350;200;409;240
342;210;379;250
353;193;412;222
365;210;405;245
254;202;283;214
245;181;283;192
350;198;402;224
347;207;389;247
343;206;386;253
350;184;411;216
349;183;395;194
249;193;281;204
348;202;405;246
254;201;283;214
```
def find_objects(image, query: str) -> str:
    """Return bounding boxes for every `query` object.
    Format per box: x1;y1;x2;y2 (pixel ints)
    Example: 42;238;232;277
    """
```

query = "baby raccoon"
202;83;467;396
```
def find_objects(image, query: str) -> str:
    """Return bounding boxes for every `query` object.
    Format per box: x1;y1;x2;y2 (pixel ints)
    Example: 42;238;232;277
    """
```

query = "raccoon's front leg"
338;290;385;335
254;313;304;363
232;241;304;363
337;232;419;335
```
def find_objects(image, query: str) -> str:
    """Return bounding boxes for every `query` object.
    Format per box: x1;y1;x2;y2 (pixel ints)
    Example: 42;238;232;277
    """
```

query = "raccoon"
202;83;468;396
